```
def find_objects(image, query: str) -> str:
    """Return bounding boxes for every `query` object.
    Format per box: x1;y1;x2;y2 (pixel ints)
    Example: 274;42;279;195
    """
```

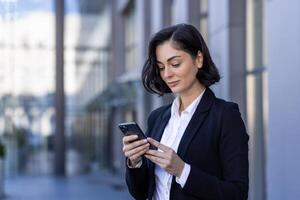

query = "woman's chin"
170;87;182;94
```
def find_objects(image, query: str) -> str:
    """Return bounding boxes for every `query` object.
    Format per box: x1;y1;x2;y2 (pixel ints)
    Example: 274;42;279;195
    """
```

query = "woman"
122;24;249;200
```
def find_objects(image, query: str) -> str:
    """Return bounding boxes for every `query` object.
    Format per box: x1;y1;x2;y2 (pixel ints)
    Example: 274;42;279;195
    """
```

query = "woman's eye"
172;63;180;67
158;67;165;71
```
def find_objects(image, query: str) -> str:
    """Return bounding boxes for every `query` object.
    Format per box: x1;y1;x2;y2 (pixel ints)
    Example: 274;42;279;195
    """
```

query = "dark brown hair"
142;23;220;95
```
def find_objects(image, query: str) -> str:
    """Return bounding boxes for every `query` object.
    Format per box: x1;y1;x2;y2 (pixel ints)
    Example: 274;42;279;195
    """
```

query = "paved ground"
4;172;133;200
4;148;133;200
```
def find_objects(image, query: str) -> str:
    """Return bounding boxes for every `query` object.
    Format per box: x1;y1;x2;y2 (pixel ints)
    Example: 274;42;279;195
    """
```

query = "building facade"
70;0;300;199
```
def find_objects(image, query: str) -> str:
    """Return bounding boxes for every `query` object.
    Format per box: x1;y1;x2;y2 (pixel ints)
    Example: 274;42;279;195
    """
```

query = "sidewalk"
4;171;133;200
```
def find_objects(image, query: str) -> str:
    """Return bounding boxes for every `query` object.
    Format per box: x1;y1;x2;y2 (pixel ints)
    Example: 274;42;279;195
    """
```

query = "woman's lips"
168;81;179;87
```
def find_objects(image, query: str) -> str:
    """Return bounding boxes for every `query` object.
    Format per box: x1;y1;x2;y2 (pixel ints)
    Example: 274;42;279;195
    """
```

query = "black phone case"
118;122;146;140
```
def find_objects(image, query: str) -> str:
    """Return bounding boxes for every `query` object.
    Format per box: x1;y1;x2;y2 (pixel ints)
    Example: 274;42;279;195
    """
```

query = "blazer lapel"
152;105;171;142
177;88;215;158
148;105;171;196
148;105;171;163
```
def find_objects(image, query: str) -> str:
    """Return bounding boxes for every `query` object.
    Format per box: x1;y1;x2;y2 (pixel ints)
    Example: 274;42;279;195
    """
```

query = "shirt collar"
171;88;206;117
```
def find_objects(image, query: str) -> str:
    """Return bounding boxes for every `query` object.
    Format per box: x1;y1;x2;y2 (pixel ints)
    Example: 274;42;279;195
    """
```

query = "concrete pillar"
228;0;247;119
188;0;200;30
135;0;152;129
54;0;65;176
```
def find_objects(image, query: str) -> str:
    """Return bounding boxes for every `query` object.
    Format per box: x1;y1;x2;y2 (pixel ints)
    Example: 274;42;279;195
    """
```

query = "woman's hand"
122;135;150;167
145;137;185;177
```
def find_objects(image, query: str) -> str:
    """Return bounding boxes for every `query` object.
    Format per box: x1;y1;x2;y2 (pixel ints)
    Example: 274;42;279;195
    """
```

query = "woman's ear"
196;51;203;69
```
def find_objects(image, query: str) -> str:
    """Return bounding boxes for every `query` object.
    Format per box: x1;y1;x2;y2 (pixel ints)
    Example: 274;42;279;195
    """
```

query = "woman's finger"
145;149;166;159
147;137;170;152
123;139;148;153
130;146;150;160
125;143;149;158
122;135;138;144
145;154;166;167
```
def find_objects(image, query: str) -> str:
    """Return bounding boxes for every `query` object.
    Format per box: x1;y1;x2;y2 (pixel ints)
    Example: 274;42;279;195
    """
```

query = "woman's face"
156;41;203;95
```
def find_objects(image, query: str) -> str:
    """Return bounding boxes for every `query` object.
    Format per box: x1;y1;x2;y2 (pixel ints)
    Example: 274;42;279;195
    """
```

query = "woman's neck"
179;83;206;112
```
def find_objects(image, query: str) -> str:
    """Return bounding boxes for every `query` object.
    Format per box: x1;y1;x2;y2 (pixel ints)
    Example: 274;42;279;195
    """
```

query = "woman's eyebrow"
157;55;181;64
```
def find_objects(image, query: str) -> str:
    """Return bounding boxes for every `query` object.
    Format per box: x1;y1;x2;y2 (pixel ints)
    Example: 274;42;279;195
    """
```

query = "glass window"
65;0;112;173
0;0;55;175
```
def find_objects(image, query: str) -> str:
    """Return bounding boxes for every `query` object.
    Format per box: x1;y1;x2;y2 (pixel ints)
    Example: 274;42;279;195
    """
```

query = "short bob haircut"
142;23;220;95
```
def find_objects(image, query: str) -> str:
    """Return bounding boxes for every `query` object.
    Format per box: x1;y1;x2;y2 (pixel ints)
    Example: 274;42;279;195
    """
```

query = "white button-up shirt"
152;89;205;200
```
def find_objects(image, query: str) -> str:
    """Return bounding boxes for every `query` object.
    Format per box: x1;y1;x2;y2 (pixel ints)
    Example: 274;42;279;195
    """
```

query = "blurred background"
0;0;299;200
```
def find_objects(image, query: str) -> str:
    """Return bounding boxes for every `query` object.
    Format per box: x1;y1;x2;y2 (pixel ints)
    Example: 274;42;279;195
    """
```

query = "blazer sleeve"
125;108;161;200
182;103;249;200
125;156;149;200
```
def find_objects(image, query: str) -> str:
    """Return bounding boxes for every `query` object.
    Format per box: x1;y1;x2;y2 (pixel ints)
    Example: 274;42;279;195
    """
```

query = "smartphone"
118;122;147;140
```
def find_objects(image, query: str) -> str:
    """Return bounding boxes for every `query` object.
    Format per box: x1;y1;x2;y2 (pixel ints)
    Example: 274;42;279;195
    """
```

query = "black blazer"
126;88;249;200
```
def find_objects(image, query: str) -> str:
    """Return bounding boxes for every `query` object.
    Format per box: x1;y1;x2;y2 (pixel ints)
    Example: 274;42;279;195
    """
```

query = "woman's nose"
163;66;173;78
